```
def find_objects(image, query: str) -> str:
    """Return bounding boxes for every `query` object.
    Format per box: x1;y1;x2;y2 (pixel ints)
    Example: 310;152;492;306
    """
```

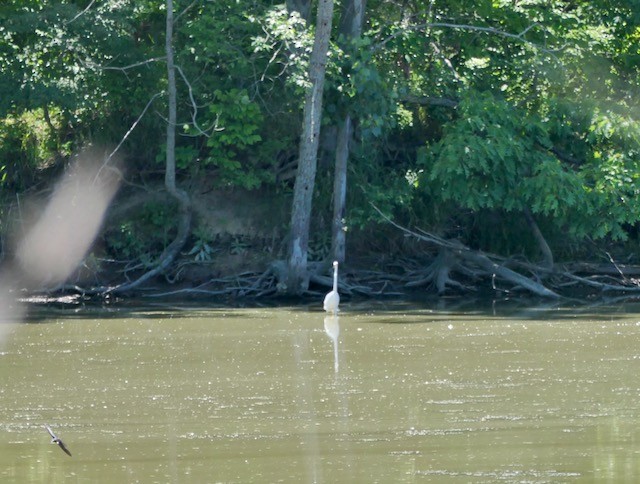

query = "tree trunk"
330;0;365;263
338;0;366;39
107;0;191;294
286;0;334;295
286;0;312;22
524;207;553;270
458;249;559;298
331;117;350;262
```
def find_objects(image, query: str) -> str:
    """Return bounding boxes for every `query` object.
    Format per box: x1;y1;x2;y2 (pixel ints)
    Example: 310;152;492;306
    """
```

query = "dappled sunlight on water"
2;301;640;481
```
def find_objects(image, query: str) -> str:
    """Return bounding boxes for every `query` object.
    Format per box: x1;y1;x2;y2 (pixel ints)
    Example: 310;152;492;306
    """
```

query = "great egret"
323;261;340;315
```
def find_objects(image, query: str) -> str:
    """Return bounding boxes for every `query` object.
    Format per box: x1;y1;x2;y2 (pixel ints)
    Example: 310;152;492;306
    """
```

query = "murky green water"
2;300;640;482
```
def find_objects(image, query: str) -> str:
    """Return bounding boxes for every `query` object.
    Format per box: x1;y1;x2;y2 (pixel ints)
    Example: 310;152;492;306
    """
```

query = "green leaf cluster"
423;90;640;243
202;89;264;189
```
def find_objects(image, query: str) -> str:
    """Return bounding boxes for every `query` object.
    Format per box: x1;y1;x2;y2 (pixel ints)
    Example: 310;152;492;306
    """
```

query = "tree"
0;0;148;190
355;0;640;258
286;0;335;294
2;0;640;298
330;0;366;264
105;0;192;294
423;93;582;266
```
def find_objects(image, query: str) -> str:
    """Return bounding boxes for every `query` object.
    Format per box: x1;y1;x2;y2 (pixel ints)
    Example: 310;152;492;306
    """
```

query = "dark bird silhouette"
44;424;72;457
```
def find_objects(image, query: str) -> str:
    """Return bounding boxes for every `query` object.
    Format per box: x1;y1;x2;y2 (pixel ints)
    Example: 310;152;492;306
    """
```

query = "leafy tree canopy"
1;0;640;262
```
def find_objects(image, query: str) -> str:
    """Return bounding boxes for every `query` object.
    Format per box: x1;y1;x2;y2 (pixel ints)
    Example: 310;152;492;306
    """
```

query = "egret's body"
323;261;340;314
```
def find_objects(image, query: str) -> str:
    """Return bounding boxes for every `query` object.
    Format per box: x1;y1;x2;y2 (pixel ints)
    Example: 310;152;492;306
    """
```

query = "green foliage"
346;144;422;230
2;0;640;266
105;220;147;262
187;226;216;262
202;89;264;189
173;3;308;190
428;93;563;212
250;4;313;95
423;91;640;245
334;37;397;138
580;107;640;239
104;202;176;261
0;0;164;182
0;107;70;189
0;1;140;116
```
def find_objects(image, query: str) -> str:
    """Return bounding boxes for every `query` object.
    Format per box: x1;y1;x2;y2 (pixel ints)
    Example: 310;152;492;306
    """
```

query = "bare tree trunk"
286;0;334;295
330;0;365;263
108;0;191;294
331;117;350;262
338;0;366;39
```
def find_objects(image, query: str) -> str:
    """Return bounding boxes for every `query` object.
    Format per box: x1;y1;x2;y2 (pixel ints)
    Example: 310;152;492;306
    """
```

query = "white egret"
323;261;340;315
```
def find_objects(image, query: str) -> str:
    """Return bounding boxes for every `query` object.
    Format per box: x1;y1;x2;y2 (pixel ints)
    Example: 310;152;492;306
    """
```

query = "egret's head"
333;261;339;268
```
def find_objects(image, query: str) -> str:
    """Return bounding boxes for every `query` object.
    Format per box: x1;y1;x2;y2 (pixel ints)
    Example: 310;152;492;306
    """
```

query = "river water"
1;299;640;482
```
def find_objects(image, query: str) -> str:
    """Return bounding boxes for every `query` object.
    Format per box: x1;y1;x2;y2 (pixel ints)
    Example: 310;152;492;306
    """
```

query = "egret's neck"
333;265;338;292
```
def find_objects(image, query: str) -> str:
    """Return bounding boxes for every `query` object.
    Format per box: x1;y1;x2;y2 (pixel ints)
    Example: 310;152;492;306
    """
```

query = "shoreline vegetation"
7;187;640;305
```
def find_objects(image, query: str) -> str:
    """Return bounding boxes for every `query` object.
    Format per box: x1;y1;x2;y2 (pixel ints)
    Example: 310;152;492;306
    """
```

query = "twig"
174;0;200;23
430;41;459;80
561;271;640;292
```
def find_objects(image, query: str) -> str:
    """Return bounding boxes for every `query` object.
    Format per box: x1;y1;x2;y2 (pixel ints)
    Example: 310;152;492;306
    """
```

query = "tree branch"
523;207;553;270
90;57;167;72
174;0;200;23
399;94;458;108
66;0;96;24
104;0;192;296
174;64;220;137
93;92;162;186
374;21;560;54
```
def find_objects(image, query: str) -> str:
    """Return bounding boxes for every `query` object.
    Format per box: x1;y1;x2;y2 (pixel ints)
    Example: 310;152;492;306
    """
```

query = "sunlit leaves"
422;88;640;243
202;89;265;189
0;1;139;115
251;5;313;94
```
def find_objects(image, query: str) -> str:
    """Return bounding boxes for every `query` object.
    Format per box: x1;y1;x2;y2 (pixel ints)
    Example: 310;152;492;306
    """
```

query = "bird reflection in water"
324;315;340;373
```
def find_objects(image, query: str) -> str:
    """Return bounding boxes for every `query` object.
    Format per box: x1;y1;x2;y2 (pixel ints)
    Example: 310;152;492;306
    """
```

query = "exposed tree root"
104;195;191;295
405;248;471;294
24;208;640;302
372;204;561;298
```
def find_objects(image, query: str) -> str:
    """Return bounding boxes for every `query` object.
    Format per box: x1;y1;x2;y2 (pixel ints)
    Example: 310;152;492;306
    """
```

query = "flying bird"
44;424;72;457
323;261;340;315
